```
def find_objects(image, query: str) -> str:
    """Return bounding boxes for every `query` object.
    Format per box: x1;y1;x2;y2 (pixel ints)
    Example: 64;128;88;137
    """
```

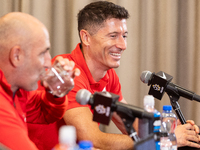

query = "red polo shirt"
0;69;68;150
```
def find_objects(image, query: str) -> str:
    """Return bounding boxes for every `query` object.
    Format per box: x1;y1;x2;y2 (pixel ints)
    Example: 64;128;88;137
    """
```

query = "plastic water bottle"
138;95;157;138
52;125;78;150
143;95;155;112
160;105;177;150
78;141;93;150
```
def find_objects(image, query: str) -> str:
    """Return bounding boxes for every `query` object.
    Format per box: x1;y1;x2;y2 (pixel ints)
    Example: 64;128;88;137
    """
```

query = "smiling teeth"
111;53;120;56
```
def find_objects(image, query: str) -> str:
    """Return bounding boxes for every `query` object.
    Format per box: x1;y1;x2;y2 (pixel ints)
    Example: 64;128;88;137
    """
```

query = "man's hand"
52;56;80;78
175;120;200;148
42;56;80;92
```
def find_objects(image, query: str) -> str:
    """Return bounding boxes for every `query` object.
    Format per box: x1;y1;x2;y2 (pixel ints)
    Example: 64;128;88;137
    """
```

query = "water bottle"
138;95;157;138
78;141;93;150
160;105;177;150
52;125;78;150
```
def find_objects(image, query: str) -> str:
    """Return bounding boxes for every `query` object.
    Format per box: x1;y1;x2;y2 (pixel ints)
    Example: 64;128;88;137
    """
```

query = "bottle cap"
59;125;76;145
163;105;172;111
143;95;155;106
79;140;93;149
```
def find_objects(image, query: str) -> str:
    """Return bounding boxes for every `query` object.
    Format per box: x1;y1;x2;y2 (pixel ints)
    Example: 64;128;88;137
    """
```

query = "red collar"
72;44;109;91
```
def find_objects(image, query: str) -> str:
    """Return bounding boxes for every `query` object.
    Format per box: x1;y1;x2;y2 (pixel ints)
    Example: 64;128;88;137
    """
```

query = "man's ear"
9;46;24;67
80;29;91;46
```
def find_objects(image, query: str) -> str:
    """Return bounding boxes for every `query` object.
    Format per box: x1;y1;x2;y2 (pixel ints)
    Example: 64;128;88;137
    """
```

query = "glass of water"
42;62;74;97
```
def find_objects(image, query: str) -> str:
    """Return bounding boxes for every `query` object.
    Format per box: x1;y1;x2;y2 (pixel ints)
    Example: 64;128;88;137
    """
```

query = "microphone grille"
140;71;152;84
76;89;91;105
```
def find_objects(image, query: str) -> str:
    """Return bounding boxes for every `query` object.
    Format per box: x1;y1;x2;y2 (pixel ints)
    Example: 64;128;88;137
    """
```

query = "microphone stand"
166;87;199;150
116;110;160;149
116;112;140;142
166;86;186;124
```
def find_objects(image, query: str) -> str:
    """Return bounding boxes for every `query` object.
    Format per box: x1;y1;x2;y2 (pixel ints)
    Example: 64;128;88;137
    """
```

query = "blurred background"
1;0;200;134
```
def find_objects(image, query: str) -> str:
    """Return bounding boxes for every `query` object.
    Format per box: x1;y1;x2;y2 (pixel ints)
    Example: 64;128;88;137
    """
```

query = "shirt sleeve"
25;83;68;124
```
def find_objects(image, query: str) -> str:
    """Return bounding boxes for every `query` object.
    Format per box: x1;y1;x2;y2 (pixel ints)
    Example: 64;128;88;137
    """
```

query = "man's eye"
123;35;127;39
110;35;117;38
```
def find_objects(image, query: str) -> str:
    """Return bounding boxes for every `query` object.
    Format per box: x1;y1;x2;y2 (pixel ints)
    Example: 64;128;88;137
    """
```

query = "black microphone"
140;70;200;102
76;89;154;120
76;89;154;142
76;89;119;125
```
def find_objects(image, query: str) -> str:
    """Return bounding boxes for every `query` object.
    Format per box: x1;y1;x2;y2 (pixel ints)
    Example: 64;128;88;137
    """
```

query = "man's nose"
116;36;127;50
44;51;52;68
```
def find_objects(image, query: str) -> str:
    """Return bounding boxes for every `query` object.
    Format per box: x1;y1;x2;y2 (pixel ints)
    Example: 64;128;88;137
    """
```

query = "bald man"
0;12;79;150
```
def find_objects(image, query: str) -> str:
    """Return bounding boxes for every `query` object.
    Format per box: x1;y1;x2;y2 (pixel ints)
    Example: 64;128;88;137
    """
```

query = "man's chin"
111;63;120;69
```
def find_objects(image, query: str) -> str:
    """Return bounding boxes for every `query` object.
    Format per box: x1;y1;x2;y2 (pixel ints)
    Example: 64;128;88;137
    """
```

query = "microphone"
76;89;93;105
76;89;154;121
76;89;120;125
140;70;200;102
76;89;154;142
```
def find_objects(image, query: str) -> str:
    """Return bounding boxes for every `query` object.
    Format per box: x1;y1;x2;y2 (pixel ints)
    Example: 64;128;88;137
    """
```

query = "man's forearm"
92;132;134;150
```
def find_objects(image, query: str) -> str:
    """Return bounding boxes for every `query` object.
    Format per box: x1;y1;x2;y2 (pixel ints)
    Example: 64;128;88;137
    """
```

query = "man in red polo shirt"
28;1;200;150
0;12;80;150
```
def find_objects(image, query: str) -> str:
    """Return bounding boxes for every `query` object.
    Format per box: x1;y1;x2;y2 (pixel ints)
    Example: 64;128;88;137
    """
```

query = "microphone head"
76;89;91;105
140;71;152;84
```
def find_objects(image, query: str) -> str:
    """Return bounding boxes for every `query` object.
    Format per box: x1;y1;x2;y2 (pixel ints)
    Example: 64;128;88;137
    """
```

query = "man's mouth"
110;52;121;57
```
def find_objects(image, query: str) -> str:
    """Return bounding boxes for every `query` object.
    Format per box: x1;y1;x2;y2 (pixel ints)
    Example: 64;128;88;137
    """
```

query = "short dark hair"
78;1;129;36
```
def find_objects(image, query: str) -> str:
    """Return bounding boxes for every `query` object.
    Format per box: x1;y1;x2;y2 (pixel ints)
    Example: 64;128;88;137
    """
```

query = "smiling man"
56;2;133;149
